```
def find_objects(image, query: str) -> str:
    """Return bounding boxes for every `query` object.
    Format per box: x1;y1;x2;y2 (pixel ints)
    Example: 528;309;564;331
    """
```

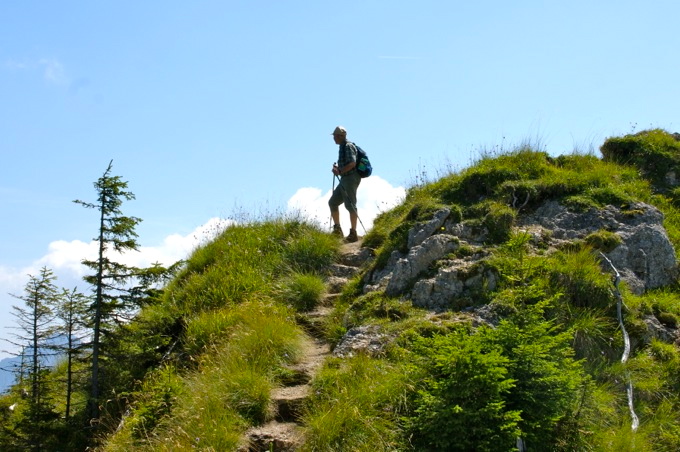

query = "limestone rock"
643;315;679;344
338;246;374;267
385;234;459;297
333;325;387;358
412;262;498;311
519;201;677;294
408;208;451;248
241;422;302;452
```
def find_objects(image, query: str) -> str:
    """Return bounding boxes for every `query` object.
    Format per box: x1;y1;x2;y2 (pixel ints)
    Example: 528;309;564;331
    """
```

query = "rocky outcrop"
519;201;677;294
385;234;460;297
363;202;677;311
412;261;498;311
407;207;452;248
642;315;679;344
365;207;498;310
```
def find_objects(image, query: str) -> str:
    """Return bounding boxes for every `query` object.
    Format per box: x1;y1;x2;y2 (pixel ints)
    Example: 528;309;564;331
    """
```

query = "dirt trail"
240;240;367;451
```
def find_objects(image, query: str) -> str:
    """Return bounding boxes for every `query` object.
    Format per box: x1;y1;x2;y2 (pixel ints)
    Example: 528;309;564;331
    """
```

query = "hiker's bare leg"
350;212;358;232
331;209;340;226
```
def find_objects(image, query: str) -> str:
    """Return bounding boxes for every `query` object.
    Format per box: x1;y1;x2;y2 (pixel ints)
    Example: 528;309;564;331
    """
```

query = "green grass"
301;355;413;451
277;272;327;312
99;217;339;450
104;301;306;450
35;132;680;451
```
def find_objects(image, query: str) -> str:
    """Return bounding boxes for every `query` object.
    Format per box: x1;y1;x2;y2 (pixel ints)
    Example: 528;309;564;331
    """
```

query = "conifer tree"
54;287;89;421
9;267;59;404
8;267;61;451
74;160;142;421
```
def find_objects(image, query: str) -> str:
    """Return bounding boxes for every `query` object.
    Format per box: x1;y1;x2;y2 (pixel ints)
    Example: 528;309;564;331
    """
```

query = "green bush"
409;330;521;451
408;303;586;450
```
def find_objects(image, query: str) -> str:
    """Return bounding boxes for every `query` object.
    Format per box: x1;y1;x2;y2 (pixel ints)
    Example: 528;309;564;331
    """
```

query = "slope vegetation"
99;130;680;451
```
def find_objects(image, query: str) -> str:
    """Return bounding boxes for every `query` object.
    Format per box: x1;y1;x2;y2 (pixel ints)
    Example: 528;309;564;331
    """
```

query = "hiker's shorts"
329;171;361;214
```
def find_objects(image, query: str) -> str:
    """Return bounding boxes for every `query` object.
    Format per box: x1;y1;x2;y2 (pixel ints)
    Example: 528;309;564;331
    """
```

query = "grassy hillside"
3;130;680;451
109;130;680;451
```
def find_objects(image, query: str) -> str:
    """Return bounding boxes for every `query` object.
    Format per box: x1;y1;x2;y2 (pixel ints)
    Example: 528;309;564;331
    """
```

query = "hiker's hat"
332;126;347;136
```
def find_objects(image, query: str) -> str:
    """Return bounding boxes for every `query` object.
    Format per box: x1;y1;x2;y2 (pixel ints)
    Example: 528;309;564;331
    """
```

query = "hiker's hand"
332;165;340;175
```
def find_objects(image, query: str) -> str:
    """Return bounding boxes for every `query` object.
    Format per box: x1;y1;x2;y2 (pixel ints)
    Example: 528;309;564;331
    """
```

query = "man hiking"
329;126;361;243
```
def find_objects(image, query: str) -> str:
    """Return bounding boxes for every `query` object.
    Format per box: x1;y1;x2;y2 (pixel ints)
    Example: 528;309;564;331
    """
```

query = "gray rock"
364;249;405;293
329;263;361;279
642;315;678;344
412;267;465;310
519;201;677;294
339;247;374;268
445;220;487;244
333;325;386;357
385;234;459;296
608;224;677;293
408;208;451;248
412;262;498;311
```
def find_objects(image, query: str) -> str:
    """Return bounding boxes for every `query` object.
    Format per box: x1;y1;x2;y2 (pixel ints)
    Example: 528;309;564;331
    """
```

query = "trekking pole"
334;174;367;234
329;173;336;231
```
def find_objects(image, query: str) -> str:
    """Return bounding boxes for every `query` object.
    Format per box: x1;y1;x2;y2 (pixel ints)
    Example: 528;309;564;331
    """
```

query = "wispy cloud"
39;58;67;84
5;57;69;85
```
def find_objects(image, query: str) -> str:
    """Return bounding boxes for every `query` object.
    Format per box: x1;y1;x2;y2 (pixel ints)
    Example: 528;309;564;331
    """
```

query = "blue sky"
1;0;678;356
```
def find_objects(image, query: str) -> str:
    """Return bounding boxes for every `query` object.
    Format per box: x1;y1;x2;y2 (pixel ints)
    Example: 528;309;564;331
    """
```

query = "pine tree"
74;160;142;421
54;287;89;421
8;267;61;451
9;267;59;404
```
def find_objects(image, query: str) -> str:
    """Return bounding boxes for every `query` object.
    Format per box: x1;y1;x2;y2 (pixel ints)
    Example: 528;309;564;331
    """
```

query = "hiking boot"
332;224;344;237
345;228;358;243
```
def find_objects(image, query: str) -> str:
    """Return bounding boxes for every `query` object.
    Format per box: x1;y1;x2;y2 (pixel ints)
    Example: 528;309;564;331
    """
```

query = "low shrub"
408;302;586;451
483;203;517;244
548;248;614;309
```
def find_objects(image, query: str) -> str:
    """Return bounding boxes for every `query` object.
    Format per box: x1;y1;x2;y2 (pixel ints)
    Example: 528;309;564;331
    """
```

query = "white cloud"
0;180;407;356
0;217;234;356
31;217;235;279
287;175;406;233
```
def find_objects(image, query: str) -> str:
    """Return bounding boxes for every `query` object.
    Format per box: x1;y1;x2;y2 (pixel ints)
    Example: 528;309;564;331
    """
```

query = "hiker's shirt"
337;141;358;176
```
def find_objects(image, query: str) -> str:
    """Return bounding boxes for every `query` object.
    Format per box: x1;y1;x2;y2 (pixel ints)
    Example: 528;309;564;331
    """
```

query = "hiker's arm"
338;161;356;175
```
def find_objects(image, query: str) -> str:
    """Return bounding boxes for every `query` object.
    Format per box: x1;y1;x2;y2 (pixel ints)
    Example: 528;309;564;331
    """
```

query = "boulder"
642;315;679;344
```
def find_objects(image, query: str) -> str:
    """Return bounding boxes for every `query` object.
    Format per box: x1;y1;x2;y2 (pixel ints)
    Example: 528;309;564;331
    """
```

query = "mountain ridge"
3;129;680;451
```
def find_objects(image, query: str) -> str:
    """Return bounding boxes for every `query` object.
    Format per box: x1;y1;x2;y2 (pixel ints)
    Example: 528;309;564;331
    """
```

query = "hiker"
329;126;360;243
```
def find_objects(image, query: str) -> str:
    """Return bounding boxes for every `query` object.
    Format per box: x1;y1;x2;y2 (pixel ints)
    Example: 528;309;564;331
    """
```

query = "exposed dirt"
240;239;364;451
